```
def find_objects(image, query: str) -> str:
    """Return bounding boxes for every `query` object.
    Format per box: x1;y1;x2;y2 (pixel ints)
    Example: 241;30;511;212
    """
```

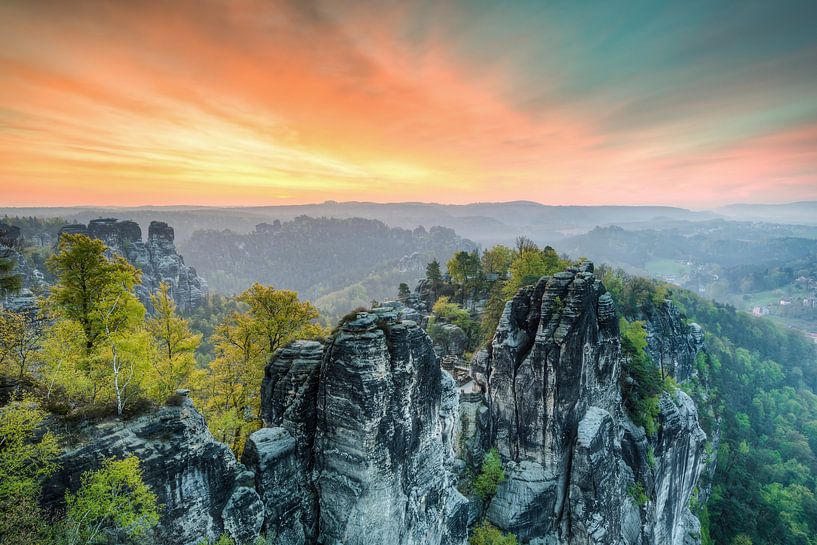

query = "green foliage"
426;259;442;284
48;234;142;354
503;245;567;300
599;266;817;545
0;222;23;297
427;297;481;353
628;481;650;507
146;282;202;400
44;234;152;415
397;282;411;301
479;243;570;343
619;318;663;434
63;455;160;544
195;283;323;455
447;250;483;305
0;308;45;379
481;245;514;278
481;282;507;345
0;398;60;545
474;449;505;501
671;287;817;545
468;521;518;545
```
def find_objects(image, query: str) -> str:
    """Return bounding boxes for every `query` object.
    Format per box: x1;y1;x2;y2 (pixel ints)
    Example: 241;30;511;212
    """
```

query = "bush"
474;449;505;501
619;318;663;435
469;521;518;545
628;481;650;507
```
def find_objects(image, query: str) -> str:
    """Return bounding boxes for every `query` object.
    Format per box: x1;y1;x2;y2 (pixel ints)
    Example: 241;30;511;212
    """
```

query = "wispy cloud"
1;0;815;207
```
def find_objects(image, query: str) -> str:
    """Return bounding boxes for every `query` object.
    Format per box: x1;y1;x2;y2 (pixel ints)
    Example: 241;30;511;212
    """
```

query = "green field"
644;259;686;277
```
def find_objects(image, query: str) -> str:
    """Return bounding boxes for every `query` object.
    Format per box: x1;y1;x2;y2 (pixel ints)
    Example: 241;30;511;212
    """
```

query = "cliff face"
58;219;207;313
476;263;707;545
643;301;704;383
38;263;707;545
42;396;264;545
247;310;469;545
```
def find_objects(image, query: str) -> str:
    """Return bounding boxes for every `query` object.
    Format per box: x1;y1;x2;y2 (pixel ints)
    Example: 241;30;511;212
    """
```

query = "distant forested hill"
180;216;475;317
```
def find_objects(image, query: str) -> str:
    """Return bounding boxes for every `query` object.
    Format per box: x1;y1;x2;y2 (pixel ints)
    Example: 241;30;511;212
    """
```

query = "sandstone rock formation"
247;310;469;545
475;262;707;545
643;301;704;382
58;219;207;313
36;262;708;545
42;395;264;545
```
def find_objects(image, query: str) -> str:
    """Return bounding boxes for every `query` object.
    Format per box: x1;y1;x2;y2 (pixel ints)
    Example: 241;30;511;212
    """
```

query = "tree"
514;236;537;255
63;455;159;545
146;282;201;400
0;309;44;380
426;260;442;284
503;246;568;299
199;311;263;454
47;234;142;356
198;285;323;454
481;245;514;279
0;399;60;545
619;318;663;435
0;223;22;297
397;283;411;302
447;250;482;306
237;283;322;358
45;234;150;412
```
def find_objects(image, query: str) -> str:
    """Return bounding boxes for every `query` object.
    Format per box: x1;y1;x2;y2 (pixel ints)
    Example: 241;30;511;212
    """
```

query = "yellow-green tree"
63;455;159;544
481;245;514;278
468;521;517;545
197;284;322;454
146;283;201;401
0;398;60;545
0;309;44;380
44;234;151;413
200;311;263;453
238;283;322;355
503;245;567;299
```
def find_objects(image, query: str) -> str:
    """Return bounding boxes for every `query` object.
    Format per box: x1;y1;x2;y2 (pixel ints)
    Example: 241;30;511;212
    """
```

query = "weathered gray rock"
431;322;469;358
644;301;704;382
314;312;468;545
60;219;207;314
242;427;311;545
648;392;707;545
42;397;263;545
249;312;469;545
475;263;707;545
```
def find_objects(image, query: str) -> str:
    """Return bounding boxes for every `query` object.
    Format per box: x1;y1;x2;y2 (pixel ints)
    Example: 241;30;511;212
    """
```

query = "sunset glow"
2;0;816;207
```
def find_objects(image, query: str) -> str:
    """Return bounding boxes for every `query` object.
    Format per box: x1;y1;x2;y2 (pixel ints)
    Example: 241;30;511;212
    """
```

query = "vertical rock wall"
477;262;707;545
58;219;207;313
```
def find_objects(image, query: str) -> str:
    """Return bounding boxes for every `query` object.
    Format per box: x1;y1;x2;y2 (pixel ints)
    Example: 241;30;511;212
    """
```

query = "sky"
1;0;816;208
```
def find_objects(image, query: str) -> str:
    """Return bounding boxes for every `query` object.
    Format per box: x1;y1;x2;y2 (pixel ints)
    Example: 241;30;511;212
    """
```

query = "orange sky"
1;0;816;207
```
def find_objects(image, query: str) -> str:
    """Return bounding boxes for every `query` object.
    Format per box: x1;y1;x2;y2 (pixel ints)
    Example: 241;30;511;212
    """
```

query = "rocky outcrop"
41;395;264;545
34;260;708;545
245;310;469;545
474;262;707;545
59;219;207;314
644;301;704;382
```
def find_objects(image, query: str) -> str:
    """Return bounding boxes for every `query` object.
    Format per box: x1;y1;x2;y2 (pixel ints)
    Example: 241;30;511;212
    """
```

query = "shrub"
469;521;518;545
474;449;505;501
628;481;650;507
